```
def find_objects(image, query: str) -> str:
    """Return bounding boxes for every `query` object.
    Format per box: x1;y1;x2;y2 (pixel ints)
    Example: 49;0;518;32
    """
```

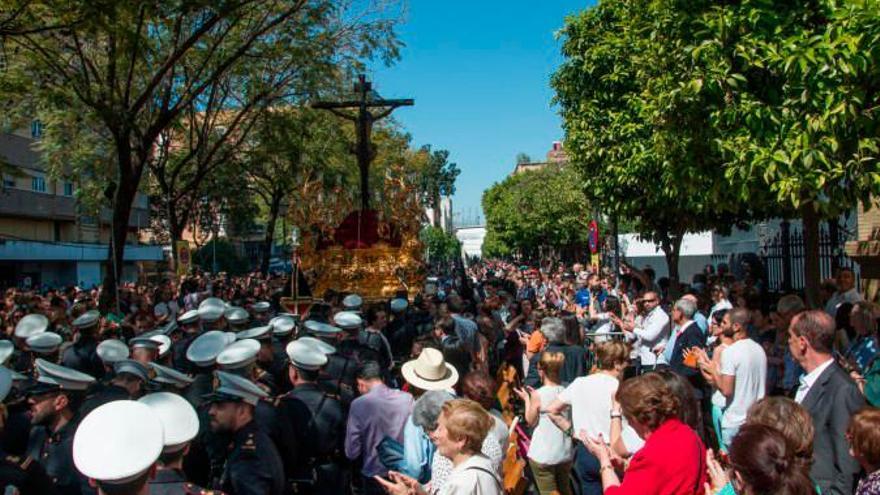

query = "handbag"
502;418;529;495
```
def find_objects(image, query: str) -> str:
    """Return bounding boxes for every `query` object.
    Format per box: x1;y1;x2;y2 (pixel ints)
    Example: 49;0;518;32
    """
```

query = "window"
31;176;46;192
63;182;74;196
31;120;43;139
2;177;14;188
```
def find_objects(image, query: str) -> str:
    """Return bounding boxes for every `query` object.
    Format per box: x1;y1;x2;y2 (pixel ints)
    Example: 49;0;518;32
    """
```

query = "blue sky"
368;1;592;225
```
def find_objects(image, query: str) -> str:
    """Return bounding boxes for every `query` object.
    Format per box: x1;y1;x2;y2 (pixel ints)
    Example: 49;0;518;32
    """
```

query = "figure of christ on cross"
312;74;414;211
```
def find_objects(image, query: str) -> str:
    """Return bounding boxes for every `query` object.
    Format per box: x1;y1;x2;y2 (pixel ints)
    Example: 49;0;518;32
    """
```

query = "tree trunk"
802;204;822;308
660;233;684;300
101;168;139;313
100;132;148;313
167;199;180;268
260;192;282;275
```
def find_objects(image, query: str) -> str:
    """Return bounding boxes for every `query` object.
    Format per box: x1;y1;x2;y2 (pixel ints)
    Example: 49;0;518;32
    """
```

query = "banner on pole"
176;241;191;276
588;220;600;254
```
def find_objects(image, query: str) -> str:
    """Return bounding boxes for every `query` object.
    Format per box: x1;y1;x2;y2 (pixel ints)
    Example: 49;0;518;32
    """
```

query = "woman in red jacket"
577;372;707;495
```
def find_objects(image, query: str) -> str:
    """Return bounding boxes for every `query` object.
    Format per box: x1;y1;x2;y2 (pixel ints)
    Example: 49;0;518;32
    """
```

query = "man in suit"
790;310;864;495
667;298;707;398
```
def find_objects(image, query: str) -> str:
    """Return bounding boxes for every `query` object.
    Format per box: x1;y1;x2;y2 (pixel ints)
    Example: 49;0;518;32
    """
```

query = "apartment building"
0;125;162;289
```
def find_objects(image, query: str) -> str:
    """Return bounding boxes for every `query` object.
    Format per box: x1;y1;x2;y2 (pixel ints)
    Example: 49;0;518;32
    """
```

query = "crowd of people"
0;259;877;495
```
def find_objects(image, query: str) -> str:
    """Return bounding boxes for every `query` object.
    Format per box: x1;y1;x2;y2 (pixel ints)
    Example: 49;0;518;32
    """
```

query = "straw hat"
401;348;458;391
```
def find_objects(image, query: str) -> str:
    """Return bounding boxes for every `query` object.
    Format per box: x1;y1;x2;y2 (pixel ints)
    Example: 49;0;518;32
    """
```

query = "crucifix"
313;74;414;211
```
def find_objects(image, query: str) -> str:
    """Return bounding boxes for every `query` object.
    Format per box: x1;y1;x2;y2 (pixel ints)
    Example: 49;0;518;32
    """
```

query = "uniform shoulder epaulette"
241;432;258;453
184;483;225;494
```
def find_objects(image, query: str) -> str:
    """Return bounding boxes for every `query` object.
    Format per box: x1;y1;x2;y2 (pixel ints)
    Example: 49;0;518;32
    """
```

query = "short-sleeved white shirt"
528;385;573;465
558;373;643;453
720;338;767;429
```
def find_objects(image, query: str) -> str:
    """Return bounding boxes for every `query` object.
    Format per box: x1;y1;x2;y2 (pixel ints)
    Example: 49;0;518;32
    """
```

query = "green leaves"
482;165;591;258
420;226;461;263
553;0;880;268
553;0;747;261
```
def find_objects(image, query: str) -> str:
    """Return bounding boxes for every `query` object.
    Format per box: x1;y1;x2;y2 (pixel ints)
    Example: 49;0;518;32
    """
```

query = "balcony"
0;188;76;220
0;188;149;228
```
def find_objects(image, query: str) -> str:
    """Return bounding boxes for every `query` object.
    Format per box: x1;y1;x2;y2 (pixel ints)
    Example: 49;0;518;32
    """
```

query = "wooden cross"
313;74;414;211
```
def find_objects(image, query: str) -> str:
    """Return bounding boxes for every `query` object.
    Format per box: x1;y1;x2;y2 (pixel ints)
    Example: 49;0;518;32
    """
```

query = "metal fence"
759;221;860;293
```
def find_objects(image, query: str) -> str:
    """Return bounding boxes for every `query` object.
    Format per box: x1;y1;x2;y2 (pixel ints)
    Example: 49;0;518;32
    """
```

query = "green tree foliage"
193;238;248;276
420;226;461;264
418;146;460;228
553;0;749;292
481;229;512;259
243;108;347;274
0;0;401;309
482;165;590;261
690;0;880;304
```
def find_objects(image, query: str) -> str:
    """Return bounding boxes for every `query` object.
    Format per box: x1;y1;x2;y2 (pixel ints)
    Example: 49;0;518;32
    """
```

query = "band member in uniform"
197;299;227;332
278;339;346;494
96;339;130;382
149;362;195;394
204;371;285;495
172;310;202;374
342;294;363;313
26;332;64;364
80;359;151;417
182;331;232;487
72;400;163;495
61;310;104;379
148;334;174;366
268;316;296;395
139;392;212;495
0;366;59;495
233;326;279;394
225;307;250;332
130;336;161;365
25;358;96;495
12;314;48;375
323;313;380;407
387;297;416;361
184;331;231;409
250;302;272;325
215;338;285;457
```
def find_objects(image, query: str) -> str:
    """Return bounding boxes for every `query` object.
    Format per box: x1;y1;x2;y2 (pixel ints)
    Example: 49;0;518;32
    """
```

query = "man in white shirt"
545;341;641;495
789;310;863;495
697;307;766;448
824;268;862;317
618;291;669;374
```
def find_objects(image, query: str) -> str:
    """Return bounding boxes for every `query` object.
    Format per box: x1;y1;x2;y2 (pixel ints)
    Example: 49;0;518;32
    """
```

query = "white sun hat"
401;348;459;391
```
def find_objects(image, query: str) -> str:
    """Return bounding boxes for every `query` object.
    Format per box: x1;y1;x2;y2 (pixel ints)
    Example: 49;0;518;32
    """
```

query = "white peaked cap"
138;392;199;452
73;400;163;484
